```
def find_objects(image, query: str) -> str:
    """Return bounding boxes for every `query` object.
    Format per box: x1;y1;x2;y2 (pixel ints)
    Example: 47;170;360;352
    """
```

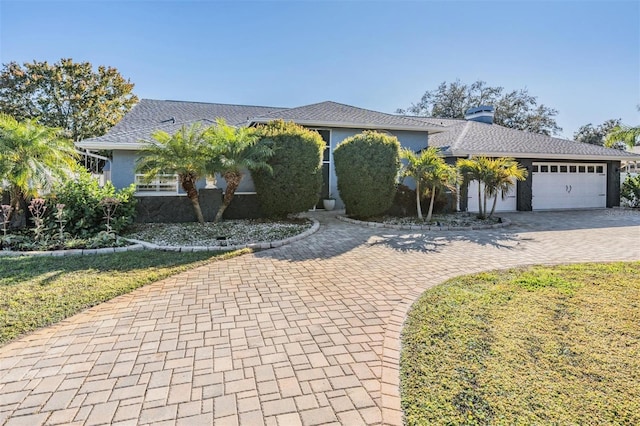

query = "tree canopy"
397;80;561;136
0;58;138;141
574;119;622;146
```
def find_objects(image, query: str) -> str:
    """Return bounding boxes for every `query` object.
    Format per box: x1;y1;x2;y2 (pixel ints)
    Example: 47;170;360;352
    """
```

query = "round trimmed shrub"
334;131;401;218
252;120;325;218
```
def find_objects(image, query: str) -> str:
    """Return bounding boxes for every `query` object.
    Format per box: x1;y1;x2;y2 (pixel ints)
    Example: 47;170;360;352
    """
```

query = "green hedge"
334;131;401;218
252;120;325;218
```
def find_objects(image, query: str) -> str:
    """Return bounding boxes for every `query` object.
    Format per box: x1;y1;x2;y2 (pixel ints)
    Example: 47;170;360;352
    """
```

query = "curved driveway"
0;210;639;426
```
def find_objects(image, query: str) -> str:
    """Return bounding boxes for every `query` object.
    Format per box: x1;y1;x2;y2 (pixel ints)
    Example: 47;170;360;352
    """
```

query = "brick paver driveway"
1;210;639;426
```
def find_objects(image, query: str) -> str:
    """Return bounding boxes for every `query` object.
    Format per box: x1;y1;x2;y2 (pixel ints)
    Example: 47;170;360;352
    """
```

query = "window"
550;165;558;172
578;166;586;173
532;165;539;172
587;166;595;173
135;174;179;193
540;165;549;172
559;165;567;173
569;165;577;173
596;165;604;173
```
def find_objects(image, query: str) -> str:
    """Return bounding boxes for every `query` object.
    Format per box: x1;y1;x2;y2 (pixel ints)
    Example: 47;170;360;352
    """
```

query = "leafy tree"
0;114;78;227
252;120;325;218
334;131;401;218
401;147;457;221
605;125;640;149
398;80;561;135
0;58;138;141
205;119;272;223
457;156;527;219
135;123;212;224
620;175;640;207
574;119;622;146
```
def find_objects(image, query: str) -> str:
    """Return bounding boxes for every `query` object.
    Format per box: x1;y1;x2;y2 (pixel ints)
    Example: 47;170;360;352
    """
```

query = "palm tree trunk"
426;185;436;222
214;171;242;223
416;181;423;220
9;187;26;229
181;176;204;224
477;180;483;219
488;194;498;219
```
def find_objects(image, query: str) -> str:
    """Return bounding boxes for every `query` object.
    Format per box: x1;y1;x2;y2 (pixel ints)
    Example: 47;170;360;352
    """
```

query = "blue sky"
1;0;638;139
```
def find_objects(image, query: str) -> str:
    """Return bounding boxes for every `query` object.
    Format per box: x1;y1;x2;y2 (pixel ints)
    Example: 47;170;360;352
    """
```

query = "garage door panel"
532;163;606;210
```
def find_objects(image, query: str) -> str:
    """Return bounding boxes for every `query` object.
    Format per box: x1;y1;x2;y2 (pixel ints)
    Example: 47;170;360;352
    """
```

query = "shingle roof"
428;120;638;160
77;99;284;149
250;101;445;131
402;116;466;127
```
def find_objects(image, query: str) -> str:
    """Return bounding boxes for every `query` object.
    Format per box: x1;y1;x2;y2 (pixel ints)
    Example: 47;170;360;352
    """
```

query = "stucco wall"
111;129;429;210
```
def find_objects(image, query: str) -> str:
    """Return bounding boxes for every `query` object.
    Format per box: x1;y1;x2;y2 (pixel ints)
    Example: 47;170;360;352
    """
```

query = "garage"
466;179;517;212
532;162;606;210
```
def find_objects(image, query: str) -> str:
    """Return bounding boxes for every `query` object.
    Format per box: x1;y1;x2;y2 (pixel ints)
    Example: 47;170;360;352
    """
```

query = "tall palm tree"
0;114;77;225
136;123;212;224
204;119;272;223
401;147;458;221
604;124;640;149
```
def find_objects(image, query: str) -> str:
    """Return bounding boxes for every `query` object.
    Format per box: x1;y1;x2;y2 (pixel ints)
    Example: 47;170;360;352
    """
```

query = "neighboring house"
76;99;639;213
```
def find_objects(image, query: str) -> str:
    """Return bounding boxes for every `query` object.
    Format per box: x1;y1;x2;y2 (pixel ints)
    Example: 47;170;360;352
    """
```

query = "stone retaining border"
337;214;511;230
0;219;320;257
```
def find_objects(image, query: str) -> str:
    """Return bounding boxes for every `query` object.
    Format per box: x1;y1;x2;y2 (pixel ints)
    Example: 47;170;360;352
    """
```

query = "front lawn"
0;249;246;345
401;262;640;425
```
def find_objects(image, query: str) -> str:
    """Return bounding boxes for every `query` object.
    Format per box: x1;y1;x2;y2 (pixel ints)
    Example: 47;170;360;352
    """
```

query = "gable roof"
250;101;445;132
428;120;638;161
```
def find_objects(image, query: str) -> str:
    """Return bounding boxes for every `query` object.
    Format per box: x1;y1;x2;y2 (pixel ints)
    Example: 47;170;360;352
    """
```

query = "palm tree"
401;147;458;221
484;158;528;219
457;156;492;219
0;114;77;226
136;123;212;224
204;119;272;223
457;156;527;219
604;124;640;149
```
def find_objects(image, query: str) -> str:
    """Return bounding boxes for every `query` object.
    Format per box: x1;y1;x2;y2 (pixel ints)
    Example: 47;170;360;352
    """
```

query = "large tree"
398;80;561;136
0;58;138;141
574;119;622;146
0;114;78;227
135;124;213;224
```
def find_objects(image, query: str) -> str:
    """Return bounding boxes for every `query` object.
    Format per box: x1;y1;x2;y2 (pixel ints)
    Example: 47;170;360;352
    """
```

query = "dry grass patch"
401;262;640;425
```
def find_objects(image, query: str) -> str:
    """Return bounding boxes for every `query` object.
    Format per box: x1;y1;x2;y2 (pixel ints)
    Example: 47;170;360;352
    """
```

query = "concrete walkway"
0;210;639;426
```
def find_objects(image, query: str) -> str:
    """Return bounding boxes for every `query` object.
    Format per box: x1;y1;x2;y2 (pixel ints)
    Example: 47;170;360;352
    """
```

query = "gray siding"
111;150;138;190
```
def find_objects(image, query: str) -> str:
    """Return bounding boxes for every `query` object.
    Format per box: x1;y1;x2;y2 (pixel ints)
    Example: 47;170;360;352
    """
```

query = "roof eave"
249;118;441;133
75;141;147;151
448;150;640;161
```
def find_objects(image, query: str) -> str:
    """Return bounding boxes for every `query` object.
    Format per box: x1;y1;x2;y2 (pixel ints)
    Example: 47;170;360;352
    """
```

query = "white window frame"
135;174;181;195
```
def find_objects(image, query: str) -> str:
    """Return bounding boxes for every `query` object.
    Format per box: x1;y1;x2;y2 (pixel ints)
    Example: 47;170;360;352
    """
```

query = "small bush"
334;131;401;218
46;170;137;236
252;120;325;218
621;175;640;207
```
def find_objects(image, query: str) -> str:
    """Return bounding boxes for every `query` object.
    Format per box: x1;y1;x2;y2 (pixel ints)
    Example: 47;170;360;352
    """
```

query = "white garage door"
466;179;517;213
532;163;606;210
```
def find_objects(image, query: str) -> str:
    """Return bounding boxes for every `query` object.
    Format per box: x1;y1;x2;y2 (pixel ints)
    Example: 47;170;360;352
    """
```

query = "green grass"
401;262;640;425
0;249;248;345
